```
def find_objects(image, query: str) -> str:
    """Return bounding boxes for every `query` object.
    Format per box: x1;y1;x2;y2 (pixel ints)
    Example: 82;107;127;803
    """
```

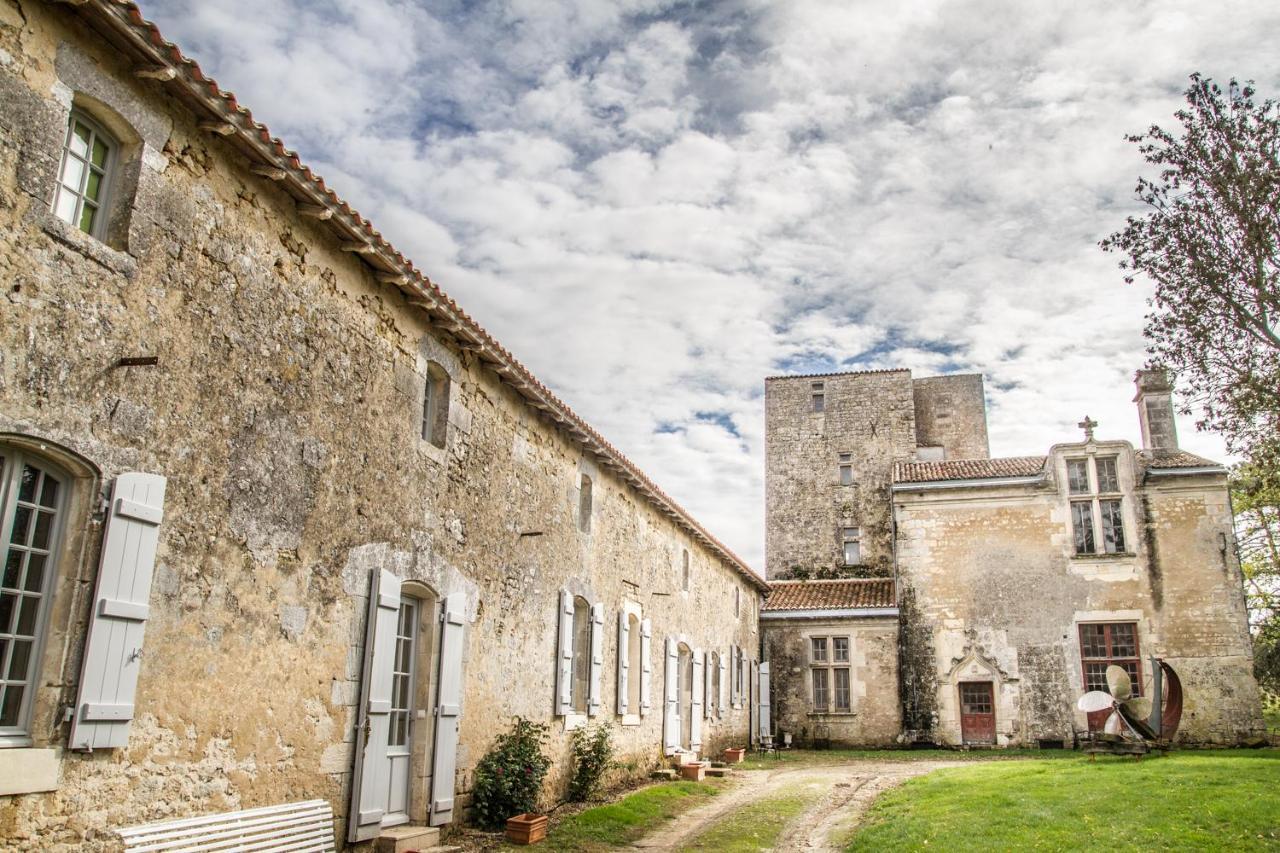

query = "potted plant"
506;812;549;845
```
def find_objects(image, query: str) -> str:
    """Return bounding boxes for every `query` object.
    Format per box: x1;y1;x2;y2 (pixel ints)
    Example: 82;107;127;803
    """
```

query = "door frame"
958;680;996;745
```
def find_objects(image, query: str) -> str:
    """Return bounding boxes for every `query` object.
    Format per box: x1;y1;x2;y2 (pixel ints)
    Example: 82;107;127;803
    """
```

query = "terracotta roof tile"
893;456;1047;484
763;579;896;612
63;1;768;590
1138;449;1224;470
765;368;910;381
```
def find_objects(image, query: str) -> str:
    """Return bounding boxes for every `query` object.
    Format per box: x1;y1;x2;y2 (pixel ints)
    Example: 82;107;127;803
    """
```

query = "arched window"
421;362;450;448
627;613;642;713
578;475;592;533
52;110;116;239
571;596;590;713
0;451;67;737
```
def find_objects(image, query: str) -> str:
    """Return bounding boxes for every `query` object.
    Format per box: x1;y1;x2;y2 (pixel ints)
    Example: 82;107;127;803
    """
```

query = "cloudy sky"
144;0;1280;570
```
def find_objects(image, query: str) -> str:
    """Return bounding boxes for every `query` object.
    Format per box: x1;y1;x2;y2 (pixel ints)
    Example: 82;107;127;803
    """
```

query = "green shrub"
471;717;552;828
567;721;615;802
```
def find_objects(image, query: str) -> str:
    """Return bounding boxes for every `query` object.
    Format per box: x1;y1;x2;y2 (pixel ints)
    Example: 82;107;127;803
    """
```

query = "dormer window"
53;111;115;239
1068;456;1126;555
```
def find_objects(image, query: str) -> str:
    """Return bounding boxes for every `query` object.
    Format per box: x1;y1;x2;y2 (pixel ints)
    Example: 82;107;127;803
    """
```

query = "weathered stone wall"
763;617;900;747
0;4;761;849
765;370;915;579
893;441;1262;746
911;374;989;460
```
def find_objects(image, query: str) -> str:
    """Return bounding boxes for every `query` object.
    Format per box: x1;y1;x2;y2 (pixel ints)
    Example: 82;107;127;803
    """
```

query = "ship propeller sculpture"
1076;657;1183;752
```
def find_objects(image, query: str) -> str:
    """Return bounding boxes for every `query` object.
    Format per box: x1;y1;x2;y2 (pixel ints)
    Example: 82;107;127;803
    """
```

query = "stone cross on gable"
1078;415;1098;442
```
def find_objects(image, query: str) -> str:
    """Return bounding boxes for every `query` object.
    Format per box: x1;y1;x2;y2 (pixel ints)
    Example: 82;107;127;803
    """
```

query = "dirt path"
631;760;964;851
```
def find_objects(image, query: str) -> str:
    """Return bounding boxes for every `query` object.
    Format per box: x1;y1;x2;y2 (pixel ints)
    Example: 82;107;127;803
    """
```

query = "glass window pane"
31;511;53;551
833;637;849;662
1080;624;1107;658
53;187;78;224
23;554;44;594
839;465;853;486
7;639;30;681
91;137;109;168
16;595;38;635
1071;502;1095;554
84;170;103;202
3;552;20;589
0;684;23;726
10;507;31;546
811;638;827;662
0;593;13;633
1096;457;1119;492
1101;500;1126;553
1067;459;1090;494
18;466;38;503
843;541;860;565
38;476;59;509
812;394;824;413
60;154;86;192
78;203;97;235
70;122;91;156
1109;624;1137;657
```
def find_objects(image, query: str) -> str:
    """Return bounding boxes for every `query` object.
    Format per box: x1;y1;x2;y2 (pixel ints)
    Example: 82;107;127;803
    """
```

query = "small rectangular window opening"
838;453;853;486
811;637;828;662
681;550;690;592
421;363;450;448
842;527;861;566
811;382;825;413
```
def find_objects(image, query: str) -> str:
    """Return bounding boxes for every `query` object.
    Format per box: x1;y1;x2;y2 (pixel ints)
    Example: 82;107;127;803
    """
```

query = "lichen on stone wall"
897;584;937;739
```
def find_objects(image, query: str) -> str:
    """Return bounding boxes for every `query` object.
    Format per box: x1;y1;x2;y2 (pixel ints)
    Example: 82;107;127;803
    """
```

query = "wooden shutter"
703;651;714;720
555;590;574;716
758;661;772;741
588;602;604;715
639;618;653;716
690;649;703;752
663;637;679;755
616;611;629;716
718;652;728;716
348;569;402;842
430;592;466;826
69;472;166;750
729;645;739;708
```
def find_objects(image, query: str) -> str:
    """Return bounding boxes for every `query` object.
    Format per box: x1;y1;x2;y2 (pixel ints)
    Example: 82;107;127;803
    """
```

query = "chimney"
1134;368;1178;450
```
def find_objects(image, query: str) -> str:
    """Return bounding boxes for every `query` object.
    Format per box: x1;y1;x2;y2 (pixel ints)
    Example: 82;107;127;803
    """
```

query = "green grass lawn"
539;780;721;851
846;750;1280;851
679;781;822;852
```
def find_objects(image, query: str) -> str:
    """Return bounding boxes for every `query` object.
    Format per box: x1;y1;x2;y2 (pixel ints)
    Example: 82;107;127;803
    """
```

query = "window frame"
841;526;861;566
838;453;853;486
420;362;450;448
808;634;853;715
811;382;825;413
0;450;71;746
570;596;591;714
52;109;117;241
1078;622;1142;698
1067;455;1128;556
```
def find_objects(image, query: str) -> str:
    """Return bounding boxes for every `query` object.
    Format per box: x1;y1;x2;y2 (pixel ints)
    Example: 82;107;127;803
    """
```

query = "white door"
349;570;403;843
384;597;419;826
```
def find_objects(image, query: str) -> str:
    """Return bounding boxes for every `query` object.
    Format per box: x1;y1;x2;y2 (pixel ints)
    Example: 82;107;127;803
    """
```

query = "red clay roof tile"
893;456;1047;484
763;579;896;611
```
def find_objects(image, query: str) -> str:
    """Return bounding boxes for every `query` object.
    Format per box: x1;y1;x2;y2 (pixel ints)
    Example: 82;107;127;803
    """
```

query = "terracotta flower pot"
506;813;548;846
679;762;705;781
723;748;746;764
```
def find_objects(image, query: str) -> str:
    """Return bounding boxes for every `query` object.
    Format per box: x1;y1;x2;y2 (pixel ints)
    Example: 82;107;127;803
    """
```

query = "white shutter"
730;645;739;709
616;612;629;716
430;592;467;826
555;590;574;716
639;618;653;716
588;602;604;715
718;652;728;716
663;637;679;755
69;472;166;750
758;661;772;741
690;649;703;752
348;569;402;842
704;651;714;720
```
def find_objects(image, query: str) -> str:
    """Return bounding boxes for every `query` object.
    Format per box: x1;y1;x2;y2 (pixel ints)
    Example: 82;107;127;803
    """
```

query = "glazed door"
384;597;419;827
349;570;402;843
959;682;995;745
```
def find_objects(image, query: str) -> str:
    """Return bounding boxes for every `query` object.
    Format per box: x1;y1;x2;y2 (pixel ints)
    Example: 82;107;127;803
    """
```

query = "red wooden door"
959;682;995;744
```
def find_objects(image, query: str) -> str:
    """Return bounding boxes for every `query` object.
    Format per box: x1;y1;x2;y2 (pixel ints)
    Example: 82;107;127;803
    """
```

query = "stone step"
375;825;441;853
705;767;731;778
650;768;678;780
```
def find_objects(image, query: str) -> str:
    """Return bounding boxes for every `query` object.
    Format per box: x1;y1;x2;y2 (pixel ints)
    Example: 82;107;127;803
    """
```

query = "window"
578;475;592;533
838;453;853;486
421;362;450;448
842;527;861;566
627;612;642;714
681;550;690;592
388;598;418;749
52;110;115;238
1068;456;1126;555
1079;623;1141;697
811;382;825;413
734;587;740;618
1;452;65;738
812;668;829;710
571;596;590;713
809;634;852;713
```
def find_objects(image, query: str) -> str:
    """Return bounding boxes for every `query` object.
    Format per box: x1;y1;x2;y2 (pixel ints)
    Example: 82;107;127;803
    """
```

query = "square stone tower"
764;369;989;579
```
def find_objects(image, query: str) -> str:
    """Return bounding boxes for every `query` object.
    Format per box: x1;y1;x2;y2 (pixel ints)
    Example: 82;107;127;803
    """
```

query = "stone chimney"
1134;368;1178;450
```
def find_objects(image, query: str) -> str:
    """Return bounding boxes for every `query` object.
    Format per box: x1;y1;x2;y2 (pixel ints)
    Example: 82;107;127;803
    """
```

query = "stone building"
763;368;1263;747
0;2;767;849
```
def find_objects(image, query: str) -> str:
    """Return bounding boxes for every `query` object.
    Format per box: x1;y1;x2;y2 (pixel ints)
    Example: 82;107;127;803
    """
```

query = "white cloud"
140;0;1280;570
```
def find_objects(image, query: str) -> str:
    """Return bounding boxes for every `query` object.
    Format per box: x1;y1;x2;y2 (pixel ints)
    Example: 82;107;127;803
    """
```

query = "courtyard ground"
478;748;1279;851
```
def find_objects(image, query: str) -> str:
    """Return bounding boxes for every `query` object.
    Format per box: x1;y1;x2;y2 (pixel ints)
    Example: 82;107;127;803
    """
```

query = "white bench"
117;799;336;852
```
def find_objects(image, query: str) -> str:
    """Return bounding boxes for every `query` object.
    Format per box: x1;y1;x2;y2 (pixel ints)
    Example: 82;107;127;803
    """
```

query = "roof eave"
761;607;899;620
891;474;1046;492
